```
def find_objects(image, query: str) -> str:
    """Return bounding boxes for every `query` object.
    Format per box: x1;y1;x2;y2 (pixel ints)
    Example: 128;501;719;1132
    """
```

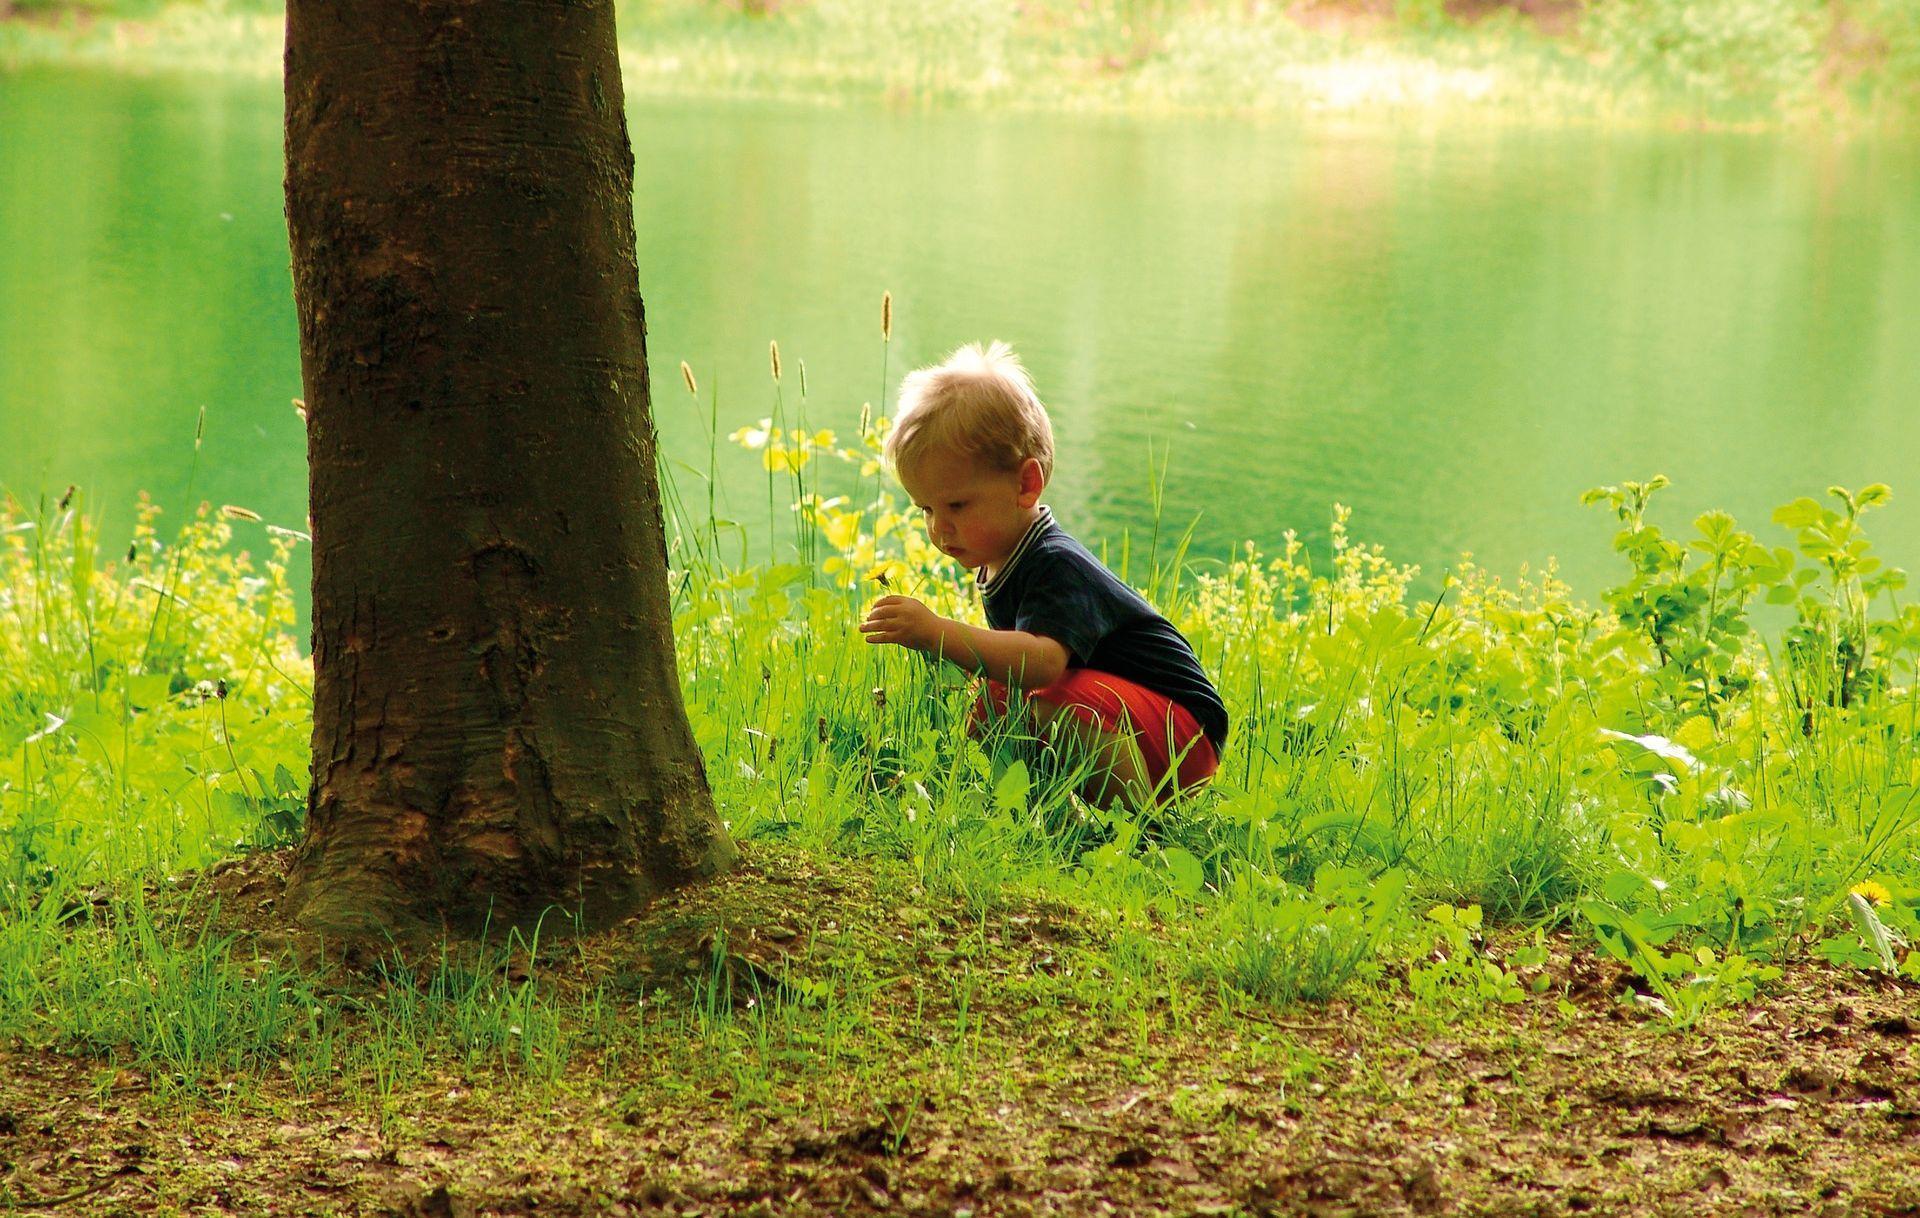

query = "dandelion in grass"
866;561;919;596
1851;880;1892;907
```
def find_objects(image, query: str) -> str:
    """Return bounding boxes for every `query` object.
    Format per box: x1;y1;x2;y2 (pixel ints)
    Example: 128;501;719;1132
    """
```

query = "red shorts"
969;668;1219;800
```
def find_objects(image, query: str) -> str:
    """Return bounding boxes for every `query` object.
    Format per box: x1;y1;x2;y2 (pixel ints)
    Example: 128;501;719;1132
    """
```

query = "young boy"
858;341;1228;808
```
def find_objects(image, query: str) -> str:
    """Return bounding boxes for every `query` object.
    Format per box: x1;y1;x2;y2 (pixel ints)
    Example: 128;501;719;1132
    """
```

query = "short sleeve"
1012;564;1124;666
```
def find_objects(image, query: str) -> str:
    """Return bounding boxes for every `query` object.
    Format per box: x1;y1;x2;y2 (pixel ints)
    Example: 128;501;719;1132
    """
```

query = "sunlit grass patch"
4;311;1920;1125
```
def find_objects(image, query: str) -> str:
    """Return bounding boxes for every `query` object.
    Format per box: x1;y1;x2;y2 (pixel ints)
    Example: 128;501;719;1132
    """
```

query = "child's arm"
860;595;1068;689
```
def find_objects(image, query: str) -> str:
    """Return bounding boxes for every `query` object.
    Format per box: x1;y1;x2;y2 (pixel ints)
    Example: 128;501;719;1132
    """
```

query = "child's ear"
1017;458;1046;507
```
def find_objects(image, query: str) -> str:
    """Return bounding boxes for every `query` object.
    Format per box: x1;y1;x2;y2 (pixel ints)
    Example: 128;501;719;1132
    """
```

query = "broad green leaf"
126;673;171;710
1846;893;1898;973
1601;869;1651;905
1772;498;1824;530
1160;847;1205;897
992;759;1030;814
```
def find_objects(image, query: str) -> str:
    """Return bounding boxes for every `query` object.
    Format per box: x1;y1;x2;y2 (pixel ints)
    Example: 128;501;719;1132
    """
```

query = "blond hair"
884;341;1055;482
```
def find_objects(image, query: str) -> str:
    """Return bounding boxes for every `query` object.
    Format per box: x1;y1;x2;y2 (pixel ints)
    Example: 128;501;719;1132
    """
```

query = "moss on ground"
1;843;1916;1215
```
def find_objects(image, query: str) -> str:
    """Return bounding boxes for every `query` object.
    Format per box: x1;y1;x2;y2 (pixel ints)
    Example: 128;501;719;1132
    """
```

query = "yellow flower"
729;419;773;449
1850;880;1892;907
821;511;862;552
762;445;809;473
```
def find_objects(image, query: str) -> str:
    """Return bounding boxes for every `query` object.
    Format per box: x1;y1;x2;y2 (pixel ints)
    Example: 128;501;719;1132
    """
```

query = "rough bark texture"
282;0;737;935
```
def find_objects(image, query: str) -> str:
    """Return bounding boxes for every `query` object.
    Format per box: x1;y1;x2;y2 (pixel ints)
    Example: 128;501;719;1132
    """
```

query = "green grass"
2;315;1918;1125
4;0;1917;126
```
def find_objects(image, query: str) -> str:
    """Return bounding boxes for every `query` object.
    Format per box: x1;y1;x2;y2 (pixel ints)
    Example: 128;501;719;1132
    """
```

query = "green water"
4;64;1918;607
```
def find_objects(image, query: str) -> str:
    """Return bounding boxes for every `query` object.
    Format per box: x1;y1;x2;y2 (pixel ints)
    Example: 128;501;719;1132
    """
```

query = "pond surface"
4;65;1918;610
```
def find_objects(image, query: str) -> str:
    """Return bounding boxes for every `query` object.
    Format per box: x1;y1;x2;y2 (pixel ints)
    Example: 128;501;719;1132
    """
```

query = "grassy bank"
3;0;1918;126
2;322;1919;1208
4;324;1918;1019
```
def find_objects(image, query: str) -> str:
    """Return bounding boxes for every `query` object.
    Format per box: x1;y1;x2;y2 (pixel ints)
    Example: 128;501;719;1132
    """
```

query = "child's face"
898;450;1045;573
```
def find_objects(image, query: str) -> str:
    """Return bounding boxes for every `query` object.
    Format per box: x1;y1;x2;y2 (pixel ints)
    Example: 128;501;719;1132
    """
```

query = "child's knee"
967;679;1015;739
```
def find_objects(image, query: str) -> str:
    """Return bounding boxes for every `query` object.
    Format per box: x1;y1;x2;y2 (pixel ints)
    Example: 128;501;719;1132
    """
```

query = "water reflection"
2;66;1916;611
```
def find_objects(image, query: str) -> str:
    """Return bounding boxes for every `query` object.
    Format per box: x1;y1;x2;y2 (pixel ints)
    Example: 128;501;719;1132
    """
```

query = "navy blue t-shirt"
978;508;1229;750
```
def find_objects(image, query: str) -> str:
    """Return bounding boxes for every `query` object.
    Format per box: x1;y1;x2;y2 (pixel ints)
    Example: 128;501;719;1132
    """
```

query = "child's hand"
859;595;941;651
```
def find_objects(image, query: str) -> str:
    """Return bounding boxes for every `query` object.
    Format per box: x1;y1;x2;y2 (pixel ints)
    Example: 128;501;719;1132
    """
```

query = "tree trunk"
282;0;737;935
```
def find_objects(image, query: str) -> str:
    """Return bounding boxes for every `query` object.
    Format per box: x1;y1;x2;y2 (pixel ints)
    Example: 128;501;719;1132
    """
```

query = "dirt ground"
2;848;1917;1217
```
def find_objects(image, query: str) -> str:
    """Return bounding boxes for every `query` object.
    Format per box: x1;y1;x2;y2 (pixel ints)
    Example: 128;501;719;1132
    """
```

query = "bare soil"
2;847;1917;1216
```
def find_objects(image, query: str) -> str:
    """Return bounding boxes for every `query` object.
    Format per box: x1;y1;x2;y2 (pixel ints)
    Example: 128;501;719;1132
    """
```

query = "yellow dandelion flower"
1850;880;1892;907
866;560;911;590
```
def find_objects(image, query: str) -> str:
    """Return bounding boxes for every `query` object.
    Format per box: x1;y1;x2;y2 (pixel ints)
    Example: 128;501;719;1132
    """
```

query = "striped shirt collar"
977;506;1055;595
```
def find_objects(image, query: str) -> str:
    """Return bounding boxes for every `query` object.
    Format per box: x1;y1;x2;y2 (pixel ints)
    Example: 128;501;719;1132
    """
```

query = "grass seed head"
220;505;263;523
680;361;698;398
882;290;893;342
769;340;782;383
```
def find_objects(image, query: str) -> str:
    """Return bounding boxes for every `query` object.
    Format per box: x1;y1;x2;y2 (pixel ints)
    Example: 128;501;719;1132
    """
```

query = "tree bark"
282;0;737;935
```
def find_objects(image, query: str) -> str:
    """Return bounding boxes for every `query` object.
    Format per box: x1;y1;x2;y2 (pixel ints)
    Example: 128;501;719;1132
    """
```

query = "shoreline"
2;3;1912;132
